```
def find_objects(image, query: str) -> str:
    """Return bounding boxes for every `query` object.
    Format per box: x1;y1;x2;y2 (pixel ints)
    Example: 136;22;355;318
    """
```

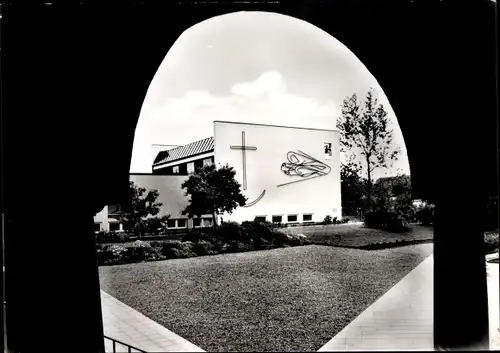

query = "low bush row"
415;205;435;226
95;227;214;244
322;215;350;225
484;231;499;254
363;210;411;233
97;221;310;266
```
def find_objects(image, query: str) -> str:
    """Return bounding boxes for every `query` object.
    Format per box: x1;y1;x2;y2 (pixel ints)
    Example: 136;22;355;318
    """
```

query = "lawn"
99;243;433;352
285;223;434;248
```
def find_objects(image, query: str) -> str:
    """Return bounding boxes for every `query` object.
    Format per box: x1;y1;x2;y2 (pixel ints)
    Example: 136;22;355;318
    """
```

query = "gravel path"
99;244;433;352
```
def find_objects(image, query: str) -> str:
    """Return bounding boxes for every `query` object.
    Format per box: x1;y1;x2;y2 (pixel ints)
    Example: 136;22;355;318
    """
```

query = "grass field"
284;223;434;248
99;243;433;352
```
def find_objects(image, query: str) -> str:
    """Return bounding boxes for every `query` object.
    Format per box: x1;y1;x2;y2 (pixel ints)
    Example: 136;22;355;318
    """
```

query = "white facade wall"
93;206;109;231
214;121;341;224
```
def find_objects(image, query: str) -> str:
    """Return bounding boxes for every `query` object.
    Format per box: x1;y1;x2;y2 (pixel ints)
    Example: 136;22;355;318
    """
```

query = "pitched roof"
153;136;214;167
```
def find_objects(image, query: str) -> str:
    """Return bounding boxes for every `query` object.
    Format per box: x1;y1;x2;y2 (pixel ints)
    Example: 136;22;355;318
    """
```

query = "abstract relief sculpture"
243;189;266;208
278;150;331;187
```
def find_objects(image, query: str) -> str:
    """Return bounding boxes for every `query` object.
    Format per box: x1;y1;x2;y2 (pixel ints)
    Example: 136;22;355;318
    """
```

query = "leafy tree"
375;174;411;197
388;175;416;224
117;181;169;238
181;164;247;229
337;88;401;208
340;155;367;217
368;174;415;229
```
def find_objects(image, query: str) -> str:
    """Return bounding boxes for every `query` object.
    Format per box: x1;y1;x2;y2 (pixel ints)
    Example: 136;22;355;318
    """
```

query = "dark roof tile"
153;136;214;167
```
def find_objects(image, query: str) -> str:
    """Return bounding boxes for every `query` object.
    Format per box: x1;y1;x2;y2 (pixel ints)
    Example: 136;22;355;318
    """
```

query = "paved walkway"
486;252;500;350
101;291;205;352
319;254;434;351
319;253;500;351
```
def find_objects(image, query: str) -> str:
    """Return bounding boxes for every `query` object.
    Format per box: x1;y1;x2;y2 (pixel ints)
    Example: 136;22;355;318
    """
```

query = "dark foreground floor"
99;244;433;352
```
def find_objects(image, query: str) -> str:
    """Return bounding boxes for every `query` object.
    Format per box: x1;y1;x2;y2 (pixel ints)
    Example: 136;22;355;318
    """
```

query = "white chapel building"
150;121;341;226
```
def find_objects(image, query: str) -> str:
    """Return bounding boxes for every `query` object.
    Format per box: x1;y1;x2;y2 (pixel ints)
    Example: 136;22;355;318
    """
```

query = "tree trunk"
366;155;372;210
212;211;219;230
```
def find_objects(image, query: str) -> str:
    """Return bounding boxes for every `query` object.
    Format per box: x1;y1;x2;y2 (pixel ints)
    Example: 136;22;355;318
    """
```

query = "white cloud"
144;71;340;146
132;71;409;177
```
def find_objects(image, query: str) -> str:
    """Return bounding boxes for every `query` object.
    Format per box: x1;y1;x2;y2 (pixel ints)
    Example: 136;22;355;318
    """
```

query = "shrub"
96;244;128;265
273;231;293;247
158;240;181;258
484;232;499;253
191;240;218;256
415;204;435;225
364;210;408;232
217;221;248;243
97;218;313;266
177;241;198;258
323;215;333;225
149;240;163;248
182;231;214;243
288;233;308;246
95;231;130;244
133;240;151;248
226;240;253;253
123;246;157;263
246;222;276;247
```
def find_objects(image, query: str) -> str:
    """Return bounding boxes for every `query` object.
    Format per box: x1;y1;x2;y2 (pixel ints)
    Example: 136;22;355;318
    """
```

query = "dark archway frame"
1;1;496;352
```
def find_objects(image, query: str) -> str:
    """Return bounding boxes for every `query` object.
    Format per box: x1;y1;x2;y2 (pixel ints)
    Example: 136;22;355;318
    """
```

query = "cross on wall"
230;131;257;190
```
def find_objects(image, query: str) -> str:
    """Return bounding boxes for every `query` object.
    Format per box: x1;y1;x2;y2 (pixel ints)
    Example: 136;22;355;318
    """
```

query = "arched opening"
96;12;431;353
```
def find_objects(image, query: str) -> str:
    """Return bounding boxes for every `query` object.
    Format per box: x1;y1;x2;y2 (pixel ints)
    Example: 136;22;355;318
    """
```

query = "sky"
131;11;410;179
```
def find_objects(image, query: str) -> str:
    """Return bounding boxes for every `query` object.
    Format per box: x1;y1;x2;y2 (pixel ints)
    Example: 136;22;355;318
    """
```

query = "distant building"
93;205;124;233
129;174;214;230
412;199;427;208
152;137;215;175
150;144;180;170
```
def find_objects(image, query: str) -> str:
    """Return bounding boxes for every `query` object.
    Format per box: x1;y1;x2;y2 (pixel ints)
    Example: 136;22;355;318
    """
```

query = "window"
94;223;101;232
255;216;267;223
203;158;213;167
303;214;313;222
272;215;282;223
187;162;195;173
177;219;187;228
324;142;332;159
110;223;120;231
167;219;176;228
172;165;180;174
287;215;298;222
193;218;201;227
202;218;213;227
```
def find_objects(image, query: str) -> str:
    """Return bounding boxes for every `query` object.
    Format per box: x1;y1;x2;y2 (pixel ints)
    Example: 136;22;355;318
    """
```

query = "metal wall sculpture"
242;189;266;208
278;150;331;187
237;148;331;207
230;131;257;191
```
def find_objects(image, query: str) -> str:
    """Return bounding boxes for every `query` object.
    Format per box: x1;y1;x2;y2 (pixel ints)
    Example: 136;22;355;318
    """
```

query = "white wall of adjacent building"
93;206;109;232
214;121;341;224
